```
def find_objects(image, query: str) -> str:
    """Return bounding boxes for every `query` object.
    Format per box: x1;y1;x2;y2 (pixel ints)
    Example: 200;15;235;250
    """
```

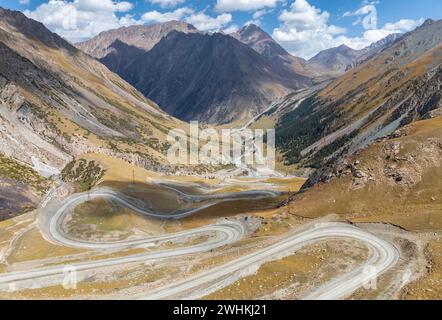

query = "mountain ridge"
77;20;198;59
274;19;442;171
230;23;310;76
119;30;312;124
306;34;402;77
0;7;183;177
82;24;313;125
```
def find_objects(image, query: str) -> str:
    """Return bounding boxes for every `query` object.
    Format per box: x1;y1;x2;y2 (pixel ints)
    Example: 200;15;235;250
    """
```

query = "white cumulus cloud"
141;7;194;23
215;0;281;12
185;12;232;32
343;18;424;49
142;7;234;32
24;0;138;43
222;24;239;34
273;0;423;59
272;0;346;58
146;0;186;9
75;0;133;12
343;2;378;30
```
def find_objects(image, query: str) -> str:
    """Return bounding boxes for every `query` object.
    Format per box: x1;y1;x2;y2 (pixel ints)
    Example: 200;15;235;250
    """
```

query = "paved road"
44;187;270;248
0;221;244;288
138;223;400;300
0;186;399;299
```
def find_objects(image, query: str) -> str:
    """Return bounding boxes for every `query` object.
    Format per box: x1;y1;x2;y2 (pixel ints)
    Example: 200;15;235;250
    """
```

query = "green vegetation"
276;95;326;164
0;155;51;194
306;131;358;169
276;94;356;166
61;158;105;192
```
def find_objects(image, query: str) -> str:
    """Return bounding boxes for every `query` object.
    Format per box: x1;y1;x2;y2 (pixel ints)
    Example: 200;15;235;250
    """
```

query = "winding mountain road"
138;223;399;300
0;185;400;300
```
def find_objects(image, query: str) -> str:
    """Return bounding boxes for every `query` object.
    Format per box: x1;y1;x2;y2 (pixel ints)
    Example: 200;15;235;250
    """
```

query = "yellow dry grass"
80;153;160;184
286;115;442;298
402;239;442;299
7;228;85;264
205;239;369;300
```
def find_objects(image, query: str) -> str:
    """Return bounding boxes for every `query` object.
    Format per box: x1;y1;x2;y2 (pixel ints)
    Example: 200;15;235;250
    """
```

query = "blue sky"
1;0;441;58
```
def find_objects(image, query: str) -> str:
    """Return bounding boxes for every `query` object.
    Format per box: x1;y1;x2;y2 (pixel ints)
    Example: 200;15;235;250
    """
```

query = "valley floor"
0;153;435;300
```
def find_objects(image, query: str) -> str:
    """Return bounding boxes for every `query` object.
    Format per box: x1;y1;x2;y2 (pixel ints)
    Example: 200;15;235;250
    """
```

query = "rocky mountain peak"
422;18;435;27
336;44;352;50
77;20;199;58
0;7;76;52
238;23;270;37
230;23;296;60
232;23;277;45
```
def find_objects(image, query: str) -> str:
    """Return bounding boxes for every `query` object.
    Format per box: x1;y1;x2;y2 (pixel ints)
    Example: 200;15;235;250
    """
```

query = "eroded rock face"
381;138;442;188
0;8;184;182
425;107;442;119
0;78;25;112
384;142;402;160
301;158;353;190
351;168;374;190
302;133;442;194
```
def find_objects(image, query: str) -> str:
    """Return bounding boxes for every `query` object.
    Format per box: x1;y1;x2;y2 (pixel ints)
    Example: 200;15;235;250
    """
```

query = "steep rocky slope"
291;115;442;224
0;7;183;177
76;21;198;59
230;24;310;76
278;21;442;299
0;154;52;221
78;22;312;125
105;31;312;124
275;19;442;170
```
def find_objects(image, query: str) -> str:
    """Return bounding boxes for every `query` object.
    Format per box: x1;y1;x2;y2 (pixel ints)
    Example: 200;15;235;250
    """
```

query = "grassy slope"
276;21;442;167
0;11;186;171
287;116;442;298
0;155;52;219
0;155;51;194
289;116;442;230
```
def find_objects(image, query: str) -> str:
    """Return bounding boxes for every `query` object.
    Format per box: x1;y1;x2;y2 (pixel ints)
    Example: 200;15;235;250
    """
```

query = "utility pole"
428;211;432;228
287;189;293;216
132;169;135;185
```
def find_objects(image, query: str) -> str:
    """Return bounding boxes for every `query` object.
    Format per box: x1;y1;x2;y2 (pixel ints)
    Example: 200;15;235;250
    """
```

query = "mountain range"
275;18;442;171
307;34;402;77
1;4;442;299
78;21;400;124
230;24;310;76
0;7;184;216
1;4;441;221
78;22;314;124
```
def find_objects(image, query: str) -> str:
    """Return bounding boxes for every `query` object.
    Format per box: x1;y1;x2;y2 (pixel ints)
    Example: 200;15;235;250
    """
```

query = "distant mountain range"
307;34;401;77
230;24;310;77
78;22;401;124
78;22;313;124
